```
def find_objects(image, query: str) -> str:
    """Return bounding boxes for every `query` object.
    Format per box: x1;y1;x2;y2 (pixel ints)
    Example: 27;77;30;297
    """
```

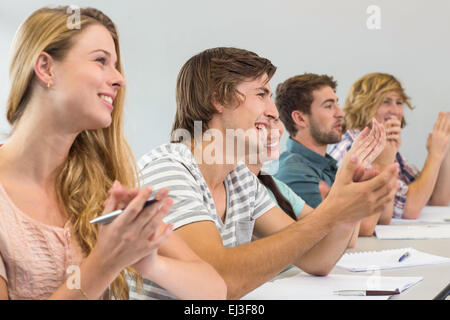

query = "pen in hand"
90;199;158;225
398;251;410;262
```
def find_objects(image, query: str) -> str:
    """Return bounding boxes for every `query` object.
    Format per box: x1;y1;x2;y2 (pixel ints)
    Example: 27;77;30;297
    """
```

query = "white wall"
1;0;449;169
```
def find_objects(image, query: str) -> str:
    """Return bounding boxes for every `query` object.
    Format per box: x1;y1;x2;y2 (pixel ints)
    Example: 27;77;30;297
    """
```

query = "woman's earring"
47;82;51;88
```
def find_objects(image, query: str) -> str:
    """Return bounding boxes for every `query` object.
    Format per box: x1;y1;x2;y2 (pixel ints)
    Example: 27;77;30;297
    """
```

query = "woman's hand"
373;116;401;169
91;182;173;279
427;112;450;161
131;221;174;279
385;116;402;150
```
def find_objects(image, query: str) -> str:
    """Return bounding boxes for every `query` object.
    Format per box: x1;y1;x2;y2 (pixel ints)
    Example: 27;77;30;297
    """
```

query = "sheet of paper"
241;272;422;300
391;206;450;224
375;224;450;239
336;247;450;272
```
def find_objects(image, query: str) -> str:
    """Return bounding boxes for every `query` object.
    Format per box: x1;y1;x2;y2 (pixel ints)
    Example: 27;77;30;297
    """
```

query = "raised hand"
355;118;386;166
427;112;450;160
321;152;399;224
103;180;139;213
385;116;402;150
344;118;386;181
373;116;402;169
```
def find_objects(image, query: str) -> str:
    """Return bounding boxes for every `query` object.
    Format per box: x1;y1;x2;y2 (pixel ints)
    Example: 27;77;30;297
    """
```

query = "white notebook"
242;272;423;300
391;206;450;224
336;247;450;272
416;206;450;223
375;224;450;239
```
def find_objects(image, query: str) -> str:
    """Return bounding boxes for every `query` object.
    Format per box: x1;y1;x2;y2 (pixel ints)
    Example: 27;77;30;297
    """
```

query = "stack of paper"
336;247;450;272
375;225;450;240
242;272;423;300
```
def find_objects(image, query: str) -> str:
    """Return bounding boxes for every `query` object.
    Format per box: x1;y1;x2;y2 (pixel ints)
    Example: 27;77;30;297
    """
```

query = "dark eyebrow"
321;98;337;106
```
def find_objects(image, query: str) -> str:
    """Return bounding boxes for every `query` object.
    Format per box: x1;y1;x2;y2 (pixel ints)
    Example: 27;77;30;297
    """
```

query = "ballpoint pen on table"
398;251;410;262
333;289;400;296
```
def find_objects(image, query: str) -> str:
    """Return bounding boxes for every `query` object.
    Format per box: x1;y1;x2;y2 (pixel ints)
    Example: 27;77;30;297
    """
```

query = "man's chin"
323;133;342;145
311;129;342;145
331;136;343;144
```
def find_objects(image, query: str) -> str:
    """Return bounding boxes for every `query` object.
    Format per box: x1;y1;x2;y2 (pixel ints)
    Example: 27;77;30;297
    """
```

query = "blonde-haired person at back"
330;73;450;223
0;6;226;300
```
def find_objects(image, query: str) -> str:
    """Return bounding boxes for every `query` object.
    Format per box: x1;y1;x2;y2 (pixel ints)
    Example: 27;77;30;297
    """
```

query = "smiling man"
132;49;399;300
274;73;344;209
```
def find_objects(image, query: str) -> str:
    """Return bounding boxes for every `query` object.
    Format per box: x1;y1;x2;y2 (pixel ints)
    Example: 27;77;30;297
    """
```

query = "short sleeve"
393;153;420;219
273;178;306;216
138;156;215;230
397;153;420;184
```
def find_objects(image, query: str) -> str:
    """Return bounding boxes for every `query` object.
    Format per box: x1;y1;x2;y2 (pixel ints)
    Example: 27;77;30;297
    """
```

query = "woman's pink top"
0;182;84;299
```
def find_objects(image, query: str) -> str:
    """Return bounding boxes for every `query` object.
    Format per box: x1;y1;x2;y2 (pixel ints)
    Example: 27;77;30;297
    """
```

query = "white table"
269;234;450;300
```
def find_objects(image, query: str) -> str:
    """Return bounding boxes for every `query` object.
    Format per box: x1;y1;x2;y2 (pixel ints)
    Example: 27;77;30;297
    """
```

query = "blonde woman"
330;72;450;221
0;6;226;300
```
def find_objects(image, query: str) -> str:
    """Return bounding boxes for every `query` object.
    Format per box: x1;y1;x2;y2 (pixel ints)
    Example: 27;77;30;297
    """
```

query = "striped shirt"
328;129;420;218
129;142;276;300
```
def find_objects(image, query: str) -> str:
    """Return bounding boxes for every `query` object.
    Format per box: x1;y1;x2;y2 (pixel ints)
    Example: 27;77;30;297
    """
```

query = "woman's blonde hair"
342;72;413;132
6;6;141;299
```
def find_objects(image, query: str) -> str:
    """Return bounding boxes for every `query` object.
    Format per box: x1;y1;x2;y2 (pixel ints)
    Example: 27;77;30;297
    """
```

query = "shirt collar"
286;137;337;170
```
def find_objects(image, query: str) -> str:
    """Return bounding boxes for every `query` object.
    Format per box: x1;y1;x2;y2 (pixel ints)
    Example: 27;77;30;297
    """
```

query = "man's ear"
34;51;55;88
211;93;224;114
291;110;308;129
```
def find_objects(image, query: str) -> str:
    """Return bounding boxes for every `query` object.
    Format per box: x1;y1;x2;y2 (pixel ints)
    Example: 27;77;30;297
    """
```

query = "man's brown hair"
171;47;277;142
275;73;337;137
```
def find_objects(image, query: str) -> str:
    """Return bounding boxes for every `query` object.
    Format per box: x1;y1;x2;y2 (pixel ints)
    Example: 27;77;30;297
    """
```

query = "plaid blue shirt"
328;129;420;218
